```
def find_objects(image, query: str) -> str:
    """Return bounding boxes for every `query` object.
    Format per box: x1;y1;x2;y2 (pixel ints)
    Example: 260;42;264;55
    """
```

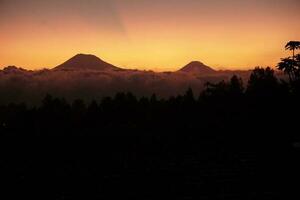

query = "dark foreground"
2;137;298;200
1;68;300;199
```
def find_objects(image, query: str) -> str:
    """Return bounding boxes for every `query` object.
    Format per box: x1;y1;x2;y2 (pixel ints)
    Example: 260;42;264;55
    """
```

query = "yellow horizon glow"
0;0;299;72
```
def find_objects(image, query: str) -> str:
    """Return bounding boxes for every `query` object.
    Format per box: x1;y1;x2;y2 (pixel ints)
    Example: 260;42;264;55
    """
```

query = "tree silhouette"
183;87;195;104
278;57;296;82
295;54;300;78
229;75;244;96
247;67;279;97
278;41;300;83
285;41;300;60
202;80;228;99
0;67;298;199
202;75;244;100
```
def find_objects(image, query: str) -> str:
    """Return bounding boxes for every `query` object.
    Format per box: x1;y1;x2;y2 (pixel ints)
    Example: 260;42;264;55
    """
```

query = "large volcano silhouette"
54;54;121;71
179;61;216;74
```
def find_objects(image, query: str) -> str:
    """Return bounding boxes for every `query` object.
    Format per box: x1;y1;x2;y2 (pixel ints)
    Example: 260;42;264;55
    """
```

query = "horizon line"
0;53;278;73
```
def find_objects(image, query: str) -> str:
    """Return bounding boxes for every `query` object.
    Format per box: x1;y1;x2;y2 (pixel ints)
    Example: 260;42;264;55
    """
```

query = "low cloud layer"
0;67;253;105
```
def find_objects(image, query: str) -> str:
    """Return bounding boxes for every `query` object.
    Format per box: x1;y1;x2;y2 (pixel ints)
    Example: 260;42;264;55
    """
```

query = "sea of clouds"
0;66;253;105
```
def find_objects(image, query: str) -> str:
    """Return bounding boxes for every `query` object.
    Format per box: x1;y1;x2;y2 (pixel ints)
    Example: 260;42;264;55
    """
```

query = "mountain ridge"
54;54;122;71
1;54;249;74
179;61;216;74
54;54;217;74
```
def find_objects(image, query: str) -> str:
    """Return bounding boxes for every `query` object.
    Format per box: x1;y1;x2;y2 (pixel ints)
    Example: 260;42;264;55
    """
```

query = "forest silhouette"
1;42;300;199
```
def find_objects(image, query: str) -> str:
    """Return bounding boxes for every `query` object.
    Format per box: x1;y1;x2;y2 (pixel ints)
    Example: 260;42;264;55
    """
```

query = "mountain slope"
179;61;216;74
54;54;121;71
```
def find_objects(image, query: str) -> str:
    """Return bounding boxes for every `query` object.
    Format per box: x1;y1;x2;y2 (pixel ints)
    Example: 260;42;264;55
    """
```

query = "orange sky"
0;0;299;71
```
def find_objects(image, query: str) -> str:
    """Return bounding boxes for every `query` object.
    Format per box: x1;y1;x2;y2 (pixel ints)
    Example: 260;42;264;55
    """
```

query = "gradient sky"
0;0;299;71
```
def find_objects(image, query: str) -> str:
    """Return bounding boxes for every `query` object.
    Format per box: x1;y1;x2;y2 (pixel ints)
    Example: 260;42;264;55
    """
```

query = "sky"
0;0;299;71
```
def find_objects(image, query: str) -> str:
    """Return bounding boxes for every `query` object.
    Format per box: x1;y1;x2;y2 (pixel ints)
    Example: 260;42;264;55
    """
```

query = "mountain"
179;61;216;74
54;54;121;71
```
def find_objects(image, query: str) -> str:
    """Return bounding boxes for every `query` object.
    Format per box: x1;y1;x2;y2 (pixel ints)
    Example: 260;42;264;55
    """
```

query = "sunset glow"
0;0;299;71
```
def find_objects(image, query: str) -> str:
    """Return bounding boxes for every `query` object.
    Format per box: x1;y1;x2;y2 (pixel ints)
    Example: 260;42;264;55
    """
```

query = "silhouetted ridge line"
54;54;122;71
179;61;216;74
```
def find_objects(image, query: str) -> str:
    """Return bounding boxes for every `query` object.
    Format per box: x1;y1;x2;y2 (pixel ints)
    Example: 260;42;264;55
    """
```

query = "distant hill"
179;61;216;74
54;54;122;71
2;66;29;73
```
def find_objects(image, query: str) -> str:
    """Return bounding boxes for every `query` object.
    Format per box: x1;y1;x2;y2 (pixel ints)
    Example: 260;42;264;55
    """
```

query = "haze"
0;0;299;71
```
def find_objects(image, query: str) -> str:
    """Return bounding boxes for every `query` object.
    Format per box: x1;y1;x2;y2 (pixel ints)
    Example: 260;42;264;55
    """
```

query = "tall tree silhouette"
278;41;300;82
278;57;296;82
285;41;300;61
183;87;195;104
296;54;300;78
229;75;244;96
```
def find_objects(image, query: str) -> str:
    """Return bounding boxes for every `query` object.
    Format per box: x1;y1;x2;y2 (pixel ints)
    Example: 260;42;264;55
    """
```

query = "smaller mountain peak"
73;53;100;59
179;61;216;74
188;61;205;65
69;54;104;63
